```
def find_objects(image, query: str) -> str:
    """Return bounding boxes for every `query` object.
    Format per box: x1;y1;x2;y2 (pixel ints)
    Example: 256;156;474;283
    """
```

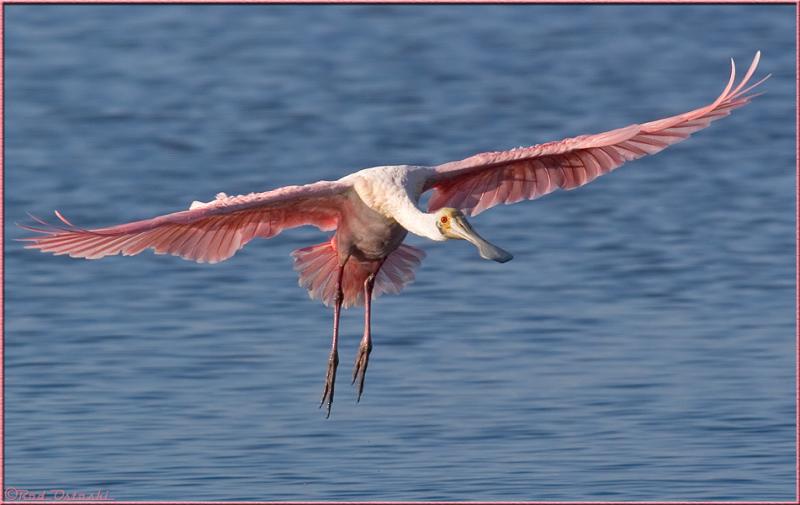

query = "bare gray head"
434;208;513;263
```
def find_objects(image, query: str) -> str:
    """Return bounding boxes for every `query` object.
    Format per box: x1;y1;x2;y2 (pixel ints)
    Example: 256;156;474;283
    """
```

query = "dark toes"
320;353;338;418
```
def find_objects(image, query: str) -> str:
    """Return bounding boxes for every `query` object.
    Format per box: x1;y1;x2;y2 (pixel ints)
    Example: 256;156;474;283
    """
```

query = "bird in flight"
21;53;766;417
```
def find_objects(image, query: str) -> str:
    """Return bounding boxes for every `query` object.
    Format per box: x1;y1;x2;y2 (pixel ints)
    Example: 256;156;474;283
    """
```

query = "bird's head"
433;207;513;263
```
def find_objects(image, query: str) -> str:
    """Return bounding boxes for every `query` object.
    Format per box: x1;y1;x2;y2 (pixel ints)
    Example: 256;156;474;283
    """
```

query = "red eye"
440;216;448;224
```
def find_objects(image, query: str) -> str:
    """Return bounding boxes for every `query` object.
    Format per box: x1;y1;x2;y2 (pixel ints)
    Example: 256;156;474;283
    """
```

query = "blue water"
5;5;796;501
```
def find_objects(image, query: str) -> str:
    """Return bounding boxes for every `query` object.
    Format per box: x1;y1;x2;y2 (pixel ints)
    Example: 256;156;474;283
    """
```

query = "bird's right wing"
425;52;768;216
20;180;353;264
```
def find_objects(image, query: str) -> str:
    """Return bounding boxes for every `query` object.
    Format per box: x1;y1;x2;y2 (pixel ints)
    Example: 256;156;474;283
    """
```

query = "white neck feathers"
348;165;445;242
392;200;445;241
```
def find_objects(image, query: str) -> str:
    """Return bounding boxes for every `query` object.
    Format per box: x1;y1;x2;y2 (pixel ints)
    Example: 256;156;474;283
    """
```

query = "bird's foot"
320;351;338;418
352;341;372;402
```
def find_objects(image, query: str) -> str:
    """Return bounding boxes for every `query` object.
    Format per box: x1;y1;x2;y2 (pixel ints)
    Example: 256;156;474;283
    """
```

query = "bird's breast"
337;192;407;261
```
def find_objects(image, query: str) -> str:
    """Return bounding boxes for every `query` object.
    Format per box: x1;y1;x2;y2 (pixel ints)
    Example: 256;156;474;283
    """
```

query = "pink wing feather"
427;52;769;216
20;180;352;264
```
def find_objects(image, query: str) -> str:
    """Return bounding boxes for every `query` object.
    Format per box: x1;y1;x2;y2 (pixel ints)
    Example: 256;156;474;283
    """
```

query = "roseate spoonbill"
21;53;767;417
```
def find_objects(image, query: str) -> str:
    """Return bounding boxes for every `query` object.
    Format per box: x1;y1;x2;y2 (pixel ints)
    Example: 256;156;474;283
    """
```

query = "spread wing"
426;52;768;216
20;180;352;264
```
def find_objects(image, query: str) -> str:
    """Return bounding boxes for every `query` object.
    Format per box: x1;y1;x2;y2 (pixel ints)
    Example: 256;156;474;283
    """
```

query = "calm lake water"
5;5;796;501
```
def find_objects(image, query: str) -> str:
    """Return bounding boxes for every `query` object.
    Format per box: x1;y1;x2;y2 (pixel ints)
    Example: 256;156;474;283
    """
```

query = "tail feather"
291;238;426;308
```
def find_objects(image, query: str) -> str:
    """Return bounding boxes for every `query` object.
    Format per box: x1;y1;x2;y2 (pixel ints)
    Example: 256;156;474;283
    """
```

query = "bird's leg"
320;261;347;418
352;260;384;402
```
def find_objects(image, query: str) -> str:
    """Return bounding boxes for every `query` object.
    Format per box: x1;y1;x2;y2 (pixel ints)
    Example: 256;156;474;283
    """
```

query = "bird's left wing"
20;180;352;264
426;52;768;216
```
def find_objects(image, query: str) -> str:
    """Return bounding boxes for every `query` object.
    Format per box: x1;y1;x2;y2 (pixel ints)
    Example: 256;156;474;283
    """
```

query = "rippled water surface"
5;5;796;501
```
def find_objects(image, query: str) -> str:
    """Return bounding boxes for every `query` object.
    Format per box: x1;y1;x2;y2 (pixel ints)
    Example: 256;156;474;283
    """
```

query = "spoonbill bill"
21;53;767;417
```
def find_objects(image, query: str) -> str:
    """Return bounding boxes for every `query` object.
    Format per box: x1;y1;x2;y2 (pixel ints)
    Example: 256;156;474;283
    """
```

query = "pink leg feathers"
291;238;425;308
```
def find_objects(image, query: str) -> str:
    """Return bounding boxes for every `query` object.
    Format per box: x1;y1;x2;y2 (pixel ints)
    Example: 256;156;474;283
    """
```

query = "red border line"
7;499;793;504
0;0;797;4
1;0;6;500
0;2;796;504
795;0;799;503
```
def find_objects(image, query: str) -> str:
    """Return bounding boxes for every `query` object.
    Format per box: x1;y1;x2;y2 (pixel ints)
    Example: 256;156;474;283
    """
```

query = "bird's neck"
392;201;446;242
